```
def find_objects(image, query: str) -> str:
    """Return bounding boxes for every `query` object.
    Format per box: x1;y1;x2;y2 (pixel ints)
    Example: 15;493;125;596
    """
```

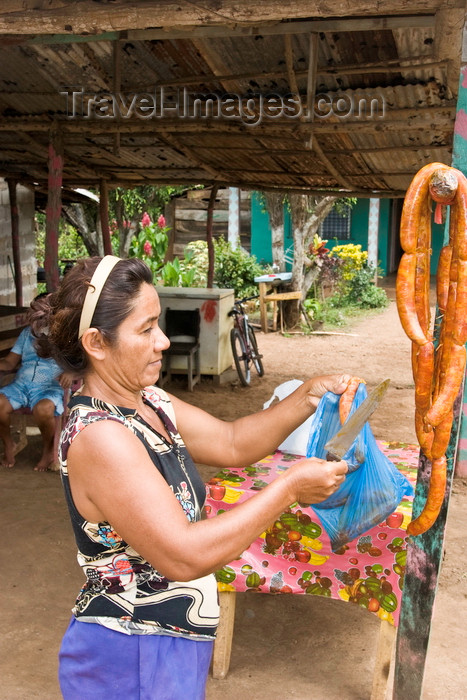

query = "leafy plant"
159;252;197;287
303;297;347;327
35;213;88;267
213;237;265;298
331;243;368;281
336;264;388;309
129;212;170;278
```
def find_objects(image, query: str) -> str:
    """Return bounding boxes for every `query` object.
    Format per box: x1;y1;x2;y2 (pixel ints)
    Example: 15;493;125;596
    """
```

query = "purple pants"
58;617;214;700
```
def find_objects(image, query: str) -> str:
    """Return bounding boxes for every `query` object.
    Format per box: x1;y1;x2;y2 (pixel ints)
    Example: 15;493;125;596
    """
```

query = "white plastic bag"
263;379;313;456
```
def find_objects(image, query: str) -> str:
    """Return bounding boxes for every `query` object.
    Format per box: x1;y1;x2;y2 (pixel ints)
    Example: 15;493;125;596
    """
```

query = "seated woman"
36;256;349;700
0;296;68;471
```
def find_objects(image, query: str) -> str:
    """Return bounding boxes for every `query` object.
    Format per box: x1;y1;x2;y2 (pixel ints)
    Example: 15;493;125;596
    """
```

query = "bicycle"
228;295;264;386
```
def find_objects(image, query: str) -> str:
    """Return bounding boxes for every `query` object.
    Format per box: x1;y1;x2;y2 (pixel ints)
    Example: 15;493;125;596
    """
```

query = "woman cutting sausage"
36;256;348;700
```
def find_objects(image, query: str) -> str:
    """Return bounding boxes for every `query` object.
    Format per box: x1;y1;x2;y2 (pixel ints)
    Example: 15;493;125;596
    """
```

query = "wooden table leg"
258;282;269;334
212;590;237;679
371;619;396;700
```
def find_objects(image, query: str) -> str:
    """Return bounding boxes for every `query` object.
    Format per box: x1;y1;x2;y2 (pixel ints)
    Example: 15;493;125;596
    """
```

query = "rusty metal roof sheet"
0;2;463;196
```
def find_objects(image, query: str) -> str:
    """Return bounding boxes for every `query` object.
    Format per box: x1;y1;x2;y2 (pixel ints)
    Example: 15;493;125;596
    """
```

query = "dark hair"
33;257;153;376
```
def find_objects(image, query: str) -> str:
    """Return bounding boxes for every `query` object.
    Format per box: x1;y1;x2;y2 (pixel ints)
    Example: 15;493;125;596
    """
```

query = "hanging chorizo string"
396;162;467;536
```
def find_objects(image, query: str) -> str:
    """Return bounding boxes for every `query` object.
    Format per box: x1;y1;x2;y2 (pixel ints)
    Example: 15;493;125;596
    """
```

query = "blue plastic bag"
306;384;413;552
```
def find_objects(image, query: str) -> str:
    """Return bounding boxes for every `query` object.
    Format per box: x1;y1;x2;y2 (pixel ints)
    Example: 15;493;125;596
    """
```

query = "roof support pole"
206;185;219;289
228;187;241;248
6;178;23;307
99;179;112;255
305;32;318;148
45;127;63;292
393;29;467;698
367;197;380;284
112;39;121;156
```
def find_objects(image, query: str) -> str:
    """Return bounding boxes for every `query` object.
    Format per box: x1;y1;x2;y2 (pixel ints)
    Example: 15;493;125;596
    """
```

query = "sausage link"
415;250;431;337
406;456;447;536
453;259;467;345
431;410;454;460
425;342;466;426
411;341;418;382
396;253;430;345
436;245;452;315
339;376;365;425
415;409;434;460
414;341;435;414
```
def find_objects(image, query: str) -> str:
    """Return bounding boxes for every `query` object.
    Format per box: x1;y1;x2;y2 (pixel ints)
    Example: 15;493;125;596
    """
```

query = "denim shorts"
58;617;214;700
0;379;63;415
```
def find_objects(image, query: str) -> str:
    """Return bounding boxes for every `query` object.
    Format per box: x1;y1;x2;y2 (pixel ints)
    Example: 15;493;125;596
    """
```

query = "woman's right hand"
284;457;348;504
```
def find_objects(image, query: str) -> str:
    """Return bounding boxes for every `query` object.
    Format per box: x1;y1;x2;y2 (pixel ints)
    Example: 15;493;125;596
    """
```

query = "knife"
324;378;391;462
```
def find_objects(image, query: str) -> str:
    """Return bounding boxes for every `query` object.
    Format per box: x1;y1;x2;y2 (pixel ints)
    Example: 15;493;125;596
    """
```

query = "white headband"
78;255;121;339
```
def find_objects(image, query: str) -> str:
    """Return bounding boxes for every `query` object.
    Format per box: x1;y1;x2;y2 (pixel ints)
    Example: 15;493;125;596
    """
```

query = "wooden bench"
259;288;302;333
0;326;26;355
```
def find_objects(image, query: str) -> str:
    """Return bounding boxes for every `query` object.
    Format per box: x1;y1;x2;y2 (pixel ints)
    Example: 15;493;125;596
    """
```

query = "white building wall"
0;178;36;307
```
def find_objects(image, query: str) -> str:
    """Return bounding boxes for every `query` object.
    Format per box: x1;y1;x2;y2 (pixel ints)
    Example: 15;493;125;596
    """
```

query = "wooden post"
368;198;380;284
228;187;241;248
6;179;23;307
258;281;269;333
164;198;176;262
393;390;463;699
45;127;63;292
112;39;121;156
305;33;318;148
206;185;218;289
99;179;112;255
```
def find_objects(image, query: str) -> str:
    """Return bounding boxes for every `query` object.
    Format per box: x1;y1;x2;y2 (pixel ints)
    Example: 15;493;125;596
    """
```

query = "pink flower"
124;220;132;229
141;212;151;227
143;240;152;256
157;214;166;228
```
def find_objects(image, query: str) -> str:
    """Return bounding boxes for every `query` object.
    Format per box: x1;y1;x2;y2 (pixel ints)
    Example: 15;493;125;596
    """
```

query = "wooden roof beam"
86;165;420;179
0;105;455;133
162;143;450;155
8;171;408;197
0;8;439;38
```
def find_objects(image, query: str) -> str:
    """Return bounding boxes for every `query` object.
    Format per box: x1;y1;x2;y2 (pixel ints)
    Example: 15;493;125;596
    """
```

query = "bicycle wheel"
230;327;250;386
247;324;264;377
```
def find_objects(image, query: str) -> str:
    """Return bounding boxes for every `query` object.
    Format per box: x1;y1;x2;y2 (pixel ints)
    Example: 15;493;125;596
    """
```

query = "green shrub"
213;237;265;298
159;251;197;287
130;212;169;278
337;265;388;308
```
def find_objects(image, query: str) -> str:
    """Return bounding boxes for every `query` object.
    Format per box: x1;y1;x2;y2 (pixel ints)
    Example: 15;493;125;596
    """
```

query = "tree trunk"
62;203;102;256
263;191;285;270
114;197;136;258
284;194;338;328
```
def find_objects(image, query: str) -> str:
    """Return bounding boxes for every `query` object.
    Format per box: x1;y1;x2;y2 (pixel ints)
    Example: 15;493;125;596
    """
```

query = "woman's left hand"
304;373;352;411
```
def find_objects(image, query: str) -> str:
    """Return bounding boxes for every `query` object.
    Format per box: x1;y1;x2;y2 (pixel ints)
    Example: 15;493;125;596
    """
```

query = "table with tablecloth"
205;441;419;689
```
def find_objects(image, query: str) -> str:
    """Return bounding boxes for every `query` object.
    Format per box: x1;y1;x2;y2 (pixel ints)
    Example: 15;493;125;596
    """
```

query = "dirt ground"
1;283;466;700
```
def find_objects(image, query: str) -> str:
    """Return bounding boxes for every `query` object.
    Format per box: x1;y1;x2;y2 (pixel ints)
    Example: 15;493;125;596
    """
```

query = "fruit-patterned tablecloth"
205;441;419;627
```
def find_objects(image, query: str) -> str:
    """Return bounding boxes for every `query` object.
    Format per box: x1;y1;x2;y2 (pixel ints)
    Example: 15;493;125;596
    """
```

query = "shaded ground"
1;288;466;699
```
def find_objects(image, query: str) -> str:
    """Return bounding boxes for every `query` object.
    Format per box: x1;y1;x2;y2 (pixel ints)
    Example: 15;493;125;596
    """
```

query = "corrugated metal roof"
0;6;462;196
